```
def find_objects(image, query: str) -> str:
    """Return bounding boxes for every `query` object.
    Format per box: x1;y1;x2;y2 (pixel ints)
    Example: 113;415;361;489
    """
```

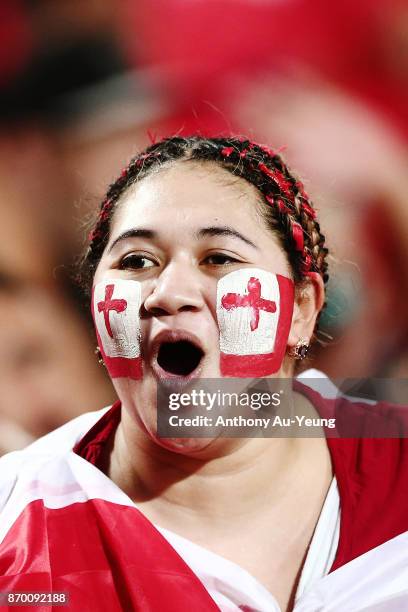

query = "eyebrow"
108;225;258;252
195;226;258;249
108;229;156;252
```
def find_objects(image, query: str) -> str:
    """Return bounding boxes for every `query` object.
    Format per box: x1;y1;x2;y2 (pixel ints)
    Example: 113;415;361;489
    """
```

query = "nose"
143;262;205;316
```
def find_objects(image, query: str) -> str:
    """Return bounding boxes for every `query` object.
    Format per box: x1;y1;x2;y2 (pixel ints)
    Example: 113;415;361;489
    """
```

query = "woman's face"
94;161;297;450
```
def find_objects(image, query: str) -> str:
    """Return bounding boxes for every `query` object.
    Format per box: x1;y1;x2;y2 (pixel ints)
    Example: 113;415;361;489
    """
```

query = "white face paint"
216;268;294;376
92;279;142;379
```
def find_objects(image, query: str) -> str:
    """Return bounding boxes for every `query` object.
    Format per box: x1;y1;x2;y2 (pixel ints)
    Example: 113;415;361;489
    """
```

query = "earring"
290;339;310;360
95;346;105;366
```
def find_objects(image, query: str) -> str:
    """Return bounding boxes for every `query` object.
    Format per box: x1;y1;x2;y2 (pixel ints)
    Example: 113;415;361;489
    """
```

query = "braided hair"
82;136;329;318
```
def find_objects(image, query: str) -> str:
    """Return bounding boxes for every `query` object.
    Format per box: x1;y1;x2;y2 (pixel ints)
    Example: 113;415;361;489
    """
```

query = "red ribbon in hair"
135;152;154;167
301;201;317;219
221;146;234;157
258;164;293;199
258;144;277;157
88;228;102;243
292;222;304;252
265;195;292;214
296;181;310;201
301;252;312;272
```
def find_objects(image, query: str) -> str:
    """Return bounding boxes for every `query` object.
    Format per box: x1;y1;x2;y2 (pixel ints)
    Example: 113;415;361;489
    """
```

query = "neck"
107;391;332;526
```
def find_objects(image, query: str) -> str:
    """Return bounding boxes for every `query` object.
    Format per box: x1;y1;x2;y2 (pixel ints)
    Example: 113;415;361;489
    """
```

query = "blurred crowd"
1;0;407;453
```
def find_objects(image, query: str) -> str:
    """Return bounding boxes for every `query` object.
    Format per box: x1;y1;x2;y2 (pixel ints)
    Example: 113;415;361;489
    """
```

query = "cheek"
92;279;143;380
216;268;294;376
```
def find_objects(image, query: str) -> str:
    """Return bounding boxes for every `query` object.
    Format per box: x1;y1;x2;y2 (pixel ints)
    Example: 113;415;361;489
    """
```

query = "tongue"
157;341;203;376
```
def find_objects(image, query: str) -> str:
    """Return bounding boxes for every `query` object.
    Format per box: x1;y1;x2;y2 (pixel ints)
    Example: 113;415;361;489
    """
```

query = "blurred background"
0;0;407;453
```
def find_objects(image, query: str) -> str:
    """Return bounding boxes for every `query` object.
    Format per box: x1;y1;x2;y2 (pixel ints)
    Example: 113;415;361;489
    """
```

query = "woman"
0;136;407;612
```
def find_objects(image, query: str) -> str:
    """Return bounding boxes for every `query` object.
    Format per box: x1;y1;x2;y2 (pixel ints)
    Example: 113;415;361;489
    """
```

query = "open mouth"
156;340;204;377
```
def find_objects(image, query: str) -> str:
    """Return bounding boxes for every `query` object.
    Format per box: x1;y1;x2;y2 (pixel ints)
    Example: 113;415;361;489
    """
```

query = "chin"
152;432;219;455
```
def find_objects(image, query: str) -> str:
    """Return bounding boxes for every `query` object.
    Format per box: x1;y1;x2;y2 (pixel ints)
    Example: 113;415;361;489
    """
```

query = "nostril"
141;305;169;318
142;304;200;318
178;305;200;313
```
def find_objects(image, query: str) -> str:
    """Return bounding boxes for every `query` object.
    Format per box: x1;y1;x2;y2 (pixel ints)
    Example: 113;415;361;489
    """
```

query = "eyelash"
203;253;240;266
118;252;241;271
119;254;156;270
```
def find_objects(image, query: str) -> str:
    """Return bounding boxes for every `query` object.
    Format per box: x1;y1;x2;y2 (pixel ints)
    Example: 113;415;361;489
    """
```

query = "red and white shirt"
0;371;407;611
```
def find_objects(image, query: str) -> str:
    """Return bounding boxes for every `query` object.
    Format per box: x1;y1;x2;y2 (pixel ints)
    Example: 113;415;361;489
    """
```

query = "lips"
148;330;205;380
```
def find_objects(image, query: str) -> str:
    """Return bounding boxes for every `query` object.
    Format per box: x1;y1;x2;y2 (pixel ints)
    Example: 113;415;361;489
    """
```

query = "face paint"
92;279;142;379
216;268;294;377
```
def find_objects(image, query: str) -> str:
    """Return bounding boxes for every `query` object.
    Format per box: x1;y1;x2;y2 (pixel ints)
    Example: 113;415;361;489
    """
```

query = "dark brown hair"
81;136;329;301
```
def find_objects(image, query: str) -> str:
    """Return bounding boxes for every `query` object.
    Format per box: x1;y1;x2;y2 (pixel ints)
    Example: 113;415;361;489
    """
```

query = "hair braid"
81;135;329;299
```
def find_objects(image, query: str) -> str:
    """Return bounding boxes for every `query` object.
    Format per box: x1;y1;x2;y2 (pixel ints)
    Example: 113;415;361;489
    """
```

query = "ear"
287;272;325;348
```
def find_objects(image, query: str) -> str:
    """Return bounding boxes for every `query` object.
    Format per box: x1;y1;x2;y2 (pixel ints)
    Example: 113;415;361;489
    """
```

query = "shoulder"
299;369;408;474
298;370;408;566
0;407;112;510
23;406;113;455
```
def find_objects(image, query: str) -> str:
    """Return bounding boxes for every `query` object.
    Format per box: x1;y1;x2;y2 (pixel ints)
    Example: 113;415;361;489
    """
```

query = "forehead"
111;161;264;232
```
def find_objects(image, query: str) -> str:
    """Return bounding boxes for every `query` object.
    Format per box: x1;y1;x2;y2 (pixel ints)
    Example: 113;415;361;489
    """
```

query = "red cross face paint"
92;280;142;380
217;269;294;377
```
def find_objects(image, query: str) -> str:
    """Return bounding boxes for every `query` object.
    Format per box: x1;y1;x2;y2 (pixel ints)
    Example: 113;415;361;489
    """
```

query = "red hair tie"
259;162;276;180
301;201;317;219
296;181;310;201
221;146;234;157
88;228;102;243
95;198;113;226
258;163;293;199
301;252;312;272
135;152;153;167
277;198;291;214
265;195;292;214
259;144;277;157
292;223;304;252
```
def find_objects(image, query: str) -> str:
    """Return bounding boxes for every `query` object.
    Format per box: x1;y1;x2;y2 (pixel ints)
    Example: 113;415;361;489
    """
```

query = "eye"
119;254;156;270
203;253;240;266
